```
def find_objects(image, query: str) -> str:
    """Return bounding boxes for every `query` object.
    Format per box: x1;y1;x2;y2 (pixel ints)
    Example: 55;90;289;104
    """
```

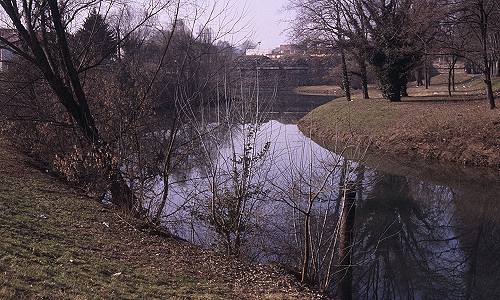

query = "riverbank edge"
297;99;500;171
0;138;323;299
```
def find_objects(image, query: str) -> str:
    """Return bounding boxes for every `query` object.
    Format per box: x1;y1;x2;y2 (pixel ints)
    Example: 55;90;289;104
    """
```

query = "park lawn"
298;74;500;168
0;139;320;300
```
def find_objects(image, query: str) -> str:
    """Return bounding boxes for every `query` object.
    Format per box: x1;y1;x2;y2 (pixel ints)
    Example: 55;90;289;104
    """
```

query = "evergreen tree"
364;0;441;102
76;10;117;62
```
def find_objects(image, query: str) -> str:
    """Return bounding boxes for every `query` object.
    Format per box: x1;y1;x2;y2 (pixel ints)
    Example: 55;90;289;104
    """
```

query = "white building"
245;48;272;56
0;28;17;71
0;48;13;71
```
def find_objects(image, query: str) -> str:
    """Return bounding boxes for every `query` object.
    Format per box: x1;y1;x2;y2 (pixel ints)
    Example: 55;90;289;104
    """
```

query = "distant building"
269;44;305;59
244;43;330;60
0;28;17;71
198;26;213;44
244;44;311;59
245;48;272;56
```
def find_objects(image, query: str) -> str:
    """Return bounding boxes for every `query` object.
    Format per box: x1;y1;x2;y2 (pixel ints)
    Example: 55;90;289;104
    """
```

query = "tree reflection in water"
157;120;500;299
350;172;500;299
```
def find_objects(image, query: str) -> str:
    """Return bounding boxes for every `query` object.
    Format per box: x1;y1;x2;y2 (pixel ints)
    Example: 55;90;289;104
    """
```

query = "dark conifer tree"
75;10;117;62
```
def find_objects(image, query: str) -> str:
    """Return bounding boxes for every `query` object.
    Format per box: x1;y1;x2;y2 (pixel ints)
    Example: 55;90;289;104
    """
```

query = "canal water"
157;92;500;299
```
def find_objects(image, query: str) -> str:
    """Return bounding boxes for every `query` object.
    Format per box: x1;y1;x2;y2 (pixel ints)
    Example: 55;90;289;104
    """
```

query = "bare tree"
289;0;357;101
0;0;176;211
457;0;499;109
433;0;499;107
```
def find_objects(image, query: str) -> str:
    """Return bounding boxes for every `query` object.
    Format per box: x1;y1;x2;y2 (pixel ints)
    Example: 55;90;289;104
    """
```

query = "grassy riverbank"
298;74;500;169
0;139;320;299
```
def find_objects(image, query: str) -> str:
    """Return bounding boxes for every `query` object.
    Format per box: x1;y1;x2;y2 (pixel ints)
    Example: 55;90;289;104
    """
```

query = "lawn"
298;73;500;168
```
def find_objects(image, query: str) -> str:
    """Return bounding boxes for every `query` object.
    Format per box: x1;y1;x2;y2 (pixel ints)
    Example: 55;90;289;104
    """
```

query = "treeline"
290;0;499;108
0;1;498;296
0;1;242;214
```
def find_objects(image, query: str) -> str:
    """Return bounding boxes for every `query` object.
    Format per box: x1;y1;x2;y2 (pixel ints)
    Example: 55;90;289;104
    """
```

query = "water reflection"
351;171;500;299
354;173;462;299
160;119;500;299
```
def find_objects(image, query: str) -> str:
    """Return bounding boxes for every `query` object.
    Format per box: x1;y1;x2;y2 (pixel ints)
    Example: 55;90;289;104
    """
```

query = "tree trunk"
336;184;357;300
401;76;408;97
47;0;101;142
48;0;139;211
485;71;496;109
154;119;179;224
416;68;424;87
155;173;170;223
452;63;456;91
448;65;453;97
340;48;352;102
110;171;138;212
496;59;500;77
479;2;496;109
335;6;351;102
301;212;312;283
426;67;432;89
401;84;408;97
2;0;140;212
359;58;369;99
424;59;429;89
448;56;458;97
382;79;402;102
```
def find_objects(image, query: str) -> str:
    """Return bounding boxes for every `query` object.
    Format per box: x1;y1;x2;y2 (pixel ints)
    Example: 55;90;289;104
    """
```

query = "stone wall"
235;55;335;91
237;66;310;91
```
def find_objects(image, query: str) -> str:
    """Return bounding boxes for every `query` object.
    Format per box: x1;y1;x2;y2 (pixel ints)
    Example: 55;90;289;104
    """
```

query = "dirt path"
0;139;321;299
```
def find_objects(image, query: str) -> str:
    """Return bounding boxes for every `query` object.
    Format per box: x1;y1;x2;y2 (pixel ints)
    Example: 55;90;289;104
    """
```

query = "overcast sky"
237;0;291;50
191;0;291;50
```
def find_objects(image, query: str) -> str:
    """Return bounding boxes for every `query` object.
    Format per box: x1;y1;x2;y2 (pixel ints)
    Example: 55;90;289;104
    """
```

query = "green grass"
0;171;218;299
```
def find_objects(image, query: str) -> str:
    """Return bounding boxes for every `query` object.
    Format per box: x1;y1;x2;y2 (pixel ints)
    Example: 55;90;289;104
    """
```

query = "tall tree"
362;0;441;102
289;0;359;101
0;0;171;210
459;0;498;109
341;0;372;99
75;10;118;64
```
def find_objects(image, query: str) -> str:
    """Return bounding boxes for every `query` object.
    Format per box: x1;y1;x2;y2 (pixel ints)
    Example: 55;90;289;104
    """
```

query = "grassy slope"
0;140;320;299
298;74;500;169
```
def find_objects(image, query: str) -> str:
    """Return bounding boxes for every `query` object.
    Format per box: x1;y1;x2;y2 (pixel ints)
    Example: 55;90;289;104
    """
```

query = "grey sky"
239;0;291;49
180;0;292;50
229;0;290;49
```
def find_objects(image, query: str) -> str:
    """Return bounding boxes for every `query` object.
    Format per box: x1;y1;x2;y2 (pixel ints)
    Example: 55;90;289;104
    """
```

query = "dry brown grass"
295;85;343;96
298;74;500;169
